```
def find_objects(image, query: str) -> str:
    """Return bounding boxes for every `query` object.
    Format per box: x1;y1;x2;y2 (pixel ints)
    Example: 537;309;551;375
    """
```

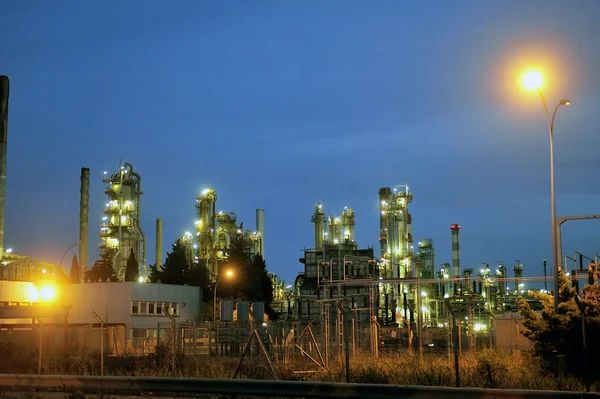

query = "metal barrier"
0;375;597;399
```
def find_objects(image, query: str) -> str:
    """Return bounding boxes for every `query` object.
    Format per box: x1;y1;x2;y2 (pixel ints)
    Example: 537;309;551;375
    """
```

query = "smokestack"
451;224;461;295
79;167;90;279
256;209;264;257
0;76;9;257
156;218;163;266
451;224;461;277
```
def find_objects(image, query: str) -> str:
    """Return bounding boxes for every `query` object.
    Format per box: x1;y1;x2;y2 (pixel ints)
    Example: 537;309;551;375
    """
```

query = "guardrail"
0;374;597;399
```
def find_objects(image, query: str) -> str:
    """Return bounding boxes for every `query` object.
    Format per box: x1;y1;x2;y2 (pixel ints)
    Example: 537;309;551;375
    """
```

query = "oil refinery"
289;184;552;350
98;163;147;279
0;73;595;355
194;188;264;279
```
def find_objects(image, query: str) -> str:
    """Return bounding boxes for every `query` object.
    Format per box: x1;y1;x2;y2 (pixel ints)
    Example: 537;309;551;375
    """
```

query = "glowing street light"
213;269;234;357
522;71;543;91
214;270;234;323
522;70;570;311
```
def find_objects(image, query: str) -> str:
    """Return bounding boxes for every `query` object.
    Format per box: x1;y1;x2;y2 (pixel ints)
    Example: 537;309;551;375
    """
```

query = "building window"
132;328;146;338
156;303;162;315
131;301;139;314
148;302;155;315
140;302;147;314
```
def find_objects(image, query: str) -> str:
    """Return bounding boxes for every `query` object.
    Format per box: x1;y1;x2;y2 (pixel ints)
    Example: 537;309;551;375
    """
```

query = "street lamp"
59;241;82;270
522;70;570;310
213;269;233;357
213;269;234;322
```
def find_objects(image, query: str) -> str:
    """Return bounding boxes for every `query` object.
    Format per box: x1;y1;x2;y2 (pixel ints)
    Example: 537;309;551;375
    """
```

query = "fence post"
444;299;460;388
574;296;590;392
336;302;351;383
90;311;104;376
36;318;43;375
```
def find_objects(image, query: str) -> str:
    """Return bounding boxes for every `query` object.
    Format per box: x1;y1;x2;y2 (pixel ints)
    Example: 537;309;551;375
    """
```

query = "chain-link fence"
5;275;592;390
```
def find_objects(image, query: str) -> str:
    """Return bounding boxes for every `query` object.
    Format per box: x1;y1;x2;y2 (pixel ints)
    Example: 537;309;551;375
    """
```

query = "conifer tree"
518;269;600;379
85;250;118;282
124;248;139;282
68;254;80;284
149;239;189;285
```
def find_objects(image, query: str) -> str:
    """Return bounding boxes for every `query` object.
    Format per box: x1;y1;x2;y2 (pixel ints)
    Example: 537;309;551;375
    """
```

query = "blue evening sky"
1;0;599;284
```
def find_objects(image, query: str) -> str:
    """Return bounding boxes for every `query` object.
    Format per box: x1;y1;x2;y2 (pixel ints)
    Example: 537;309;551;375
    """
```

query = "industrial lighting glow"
522;71;543;91
5;248;11;254
138;276;145;283
39;285;56;301
225;270;234;278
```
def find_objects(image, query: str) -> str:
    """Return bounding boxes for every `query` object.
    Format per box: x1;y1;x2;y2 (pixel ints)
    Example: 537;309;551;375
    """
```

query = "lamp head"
560;99;571;106
522;71;543;91
225;270;234;278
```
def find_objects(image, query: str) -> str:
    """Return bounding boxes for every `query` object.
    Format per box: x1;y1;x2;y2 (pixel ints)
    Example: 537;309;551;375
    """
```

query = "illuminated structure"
195;188;217;272
379;185;413;279
295;203;378;323
99;162;146;279
194;188;264;279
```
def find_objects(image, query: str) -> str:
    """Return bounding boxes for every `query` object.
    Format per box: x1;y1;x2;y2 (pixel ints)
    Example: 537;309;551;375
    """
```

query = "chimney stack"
156;218;163;266
451;224;461;294
0;76;9;257
79;167;90;279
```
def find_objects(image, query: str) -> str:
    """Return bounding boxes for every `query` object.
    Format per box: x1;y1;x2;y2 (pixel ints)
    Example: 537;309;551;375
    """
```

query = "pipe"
79;167;90;280
124;162;146;269
255;209;264;257
0;76;9;257
155;218;163;266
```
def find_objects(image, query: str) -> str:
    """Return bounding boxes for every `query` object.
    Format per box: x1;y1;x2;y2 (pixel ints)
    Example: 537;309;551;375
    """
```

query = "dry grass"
1;341;592;391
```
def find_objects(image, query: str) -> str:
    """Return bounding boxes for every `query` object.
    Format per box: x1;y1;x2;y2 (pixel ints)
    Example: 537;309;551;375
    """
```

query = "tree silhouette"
69;254;80;284
518;269;600;379
124;248;139;282
215;234;276;319
85;250;118;282
149;239;189;285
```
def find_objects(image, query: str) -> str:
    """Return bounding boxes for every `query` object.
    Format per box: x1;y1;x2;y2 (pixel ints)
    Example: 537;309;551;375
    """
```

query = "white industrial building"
0;281;203;355
57;282;202;336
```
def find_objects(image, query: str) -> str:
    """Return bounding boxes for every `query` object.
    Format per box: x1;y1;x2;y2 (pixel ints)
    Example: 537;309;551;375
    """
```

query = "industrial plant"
194;188;265;279
0;73;596;360
289;185;551;351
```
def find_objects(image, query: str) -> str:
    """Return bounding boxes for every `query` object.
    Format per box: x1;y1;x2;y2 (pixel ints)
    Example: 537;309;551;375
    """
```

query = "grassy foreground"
0;342;592;391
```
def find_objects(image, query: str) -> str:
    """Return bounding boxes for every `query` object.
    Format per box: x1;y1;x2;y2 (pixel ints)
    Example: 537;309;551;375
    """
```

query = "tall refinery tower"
99;163;146;278
379;185;413;278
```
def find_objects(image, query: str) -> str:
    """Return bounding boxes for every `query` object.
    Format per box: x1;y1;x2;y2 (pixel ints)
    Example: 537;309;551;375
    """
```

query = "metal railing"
0;375;597;399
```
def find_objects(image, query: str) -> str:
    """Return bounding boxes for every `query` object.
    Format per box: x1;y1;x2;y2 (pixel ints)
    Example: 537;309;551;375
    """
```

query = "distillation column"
341;207;355;242
255;208;265;257
378;187;392;278
195;189;217;275
451;224;461;294
79;167;90;280
311;203;325;251
0;76;9;257
156;218;163;266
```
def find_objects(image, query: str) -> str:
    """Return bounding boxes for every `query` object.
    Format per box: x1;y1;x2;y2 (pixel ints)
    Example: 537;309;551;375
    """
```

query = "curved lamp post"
59;241;82;270
213;269;234;356
522;71;570;310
